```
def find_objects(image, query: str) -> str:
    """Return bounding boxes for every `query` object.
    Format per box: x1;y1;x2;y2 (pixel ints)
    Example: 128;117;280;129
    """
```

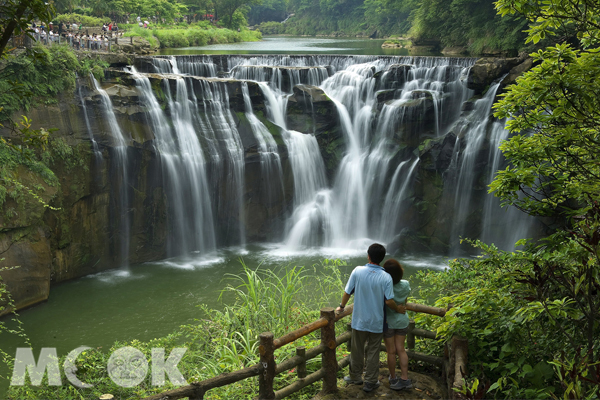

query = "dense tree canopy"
482;0;600;396
255;0;528;53
0;0;54;57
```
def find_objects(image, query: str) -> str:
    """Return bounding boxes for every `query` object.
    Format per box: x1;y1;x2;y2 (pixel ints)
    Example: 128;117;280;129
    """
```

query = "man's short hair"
368;243;386;265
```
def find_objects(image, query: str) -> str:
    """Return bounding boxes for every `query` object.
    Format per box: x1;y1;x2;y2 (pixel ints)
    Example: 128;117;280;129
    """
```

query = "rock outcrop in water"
0;54;539;313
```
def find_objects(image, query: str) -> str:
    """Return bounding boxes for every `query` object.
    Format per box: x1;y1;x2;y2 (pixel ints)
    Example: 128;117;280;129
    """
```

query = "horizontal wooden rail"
272;304;357;349
273;318;328;349
407;350;444;366
274;355;351;399
406;302;446;317
413;327;437;339
275;330;351;375
334;304;354;321
142;363;261;400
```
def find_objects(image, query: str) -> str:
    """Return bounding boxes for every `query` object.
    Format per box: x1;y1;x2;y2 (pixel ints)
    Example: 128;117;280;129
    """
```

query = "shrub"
257;21;286;35
0;44;107;122
54;13;110;27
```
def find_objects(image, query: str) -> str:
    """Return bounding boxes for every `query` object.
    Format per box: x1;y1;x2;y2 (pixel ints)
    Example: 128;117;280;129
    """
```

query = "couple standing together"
335;243;413;392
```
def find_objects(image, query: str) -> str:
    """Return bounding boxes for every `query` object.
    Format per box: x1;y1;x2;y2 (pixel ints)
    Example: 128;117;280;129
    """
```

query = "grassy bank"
124;22;262;48
5;261;352;399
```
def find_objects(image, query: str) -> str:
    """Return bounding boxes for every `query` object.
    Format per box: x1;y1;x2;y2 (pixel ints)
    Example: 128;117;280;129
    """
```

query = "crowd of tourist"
28;21;125;51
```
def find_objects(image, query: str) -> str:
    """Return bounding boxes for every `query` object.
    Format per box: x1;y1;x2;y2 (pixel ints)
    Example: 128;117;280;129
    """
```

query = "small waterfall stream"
91;76;131;266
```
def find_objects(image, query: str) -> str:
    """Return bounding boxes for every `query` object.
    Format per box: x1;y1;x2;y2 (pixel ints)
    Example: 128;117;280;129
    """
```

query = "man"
336;243;405;392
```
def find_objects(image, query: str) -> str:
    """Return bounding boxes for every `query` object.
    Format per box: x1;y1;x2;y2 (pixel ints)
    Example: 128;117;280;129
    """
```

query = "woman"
383;259;413;391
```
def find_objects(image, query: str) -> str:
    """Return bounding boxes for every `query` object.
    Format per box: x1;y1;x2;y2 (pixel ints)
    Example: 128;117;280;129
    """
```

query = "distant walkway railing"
10;31;132;53
141;302;469;400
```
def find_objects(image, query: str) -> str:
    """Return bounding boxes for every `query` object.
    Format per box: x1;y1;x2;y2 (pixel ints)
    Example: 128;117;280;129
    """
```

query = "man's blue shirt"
344;263;394;333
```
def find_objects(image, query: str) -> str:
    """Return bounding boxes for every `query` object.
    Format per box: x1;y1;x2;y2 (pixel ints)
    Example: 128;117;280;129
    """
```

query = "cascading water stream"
448;80;504;252
91;75;131;266
379;158;420;241
78;85;102;165
479;121;534;250
240;82;285;226
194;79;246;245
129;68;217;256
255;82;332;249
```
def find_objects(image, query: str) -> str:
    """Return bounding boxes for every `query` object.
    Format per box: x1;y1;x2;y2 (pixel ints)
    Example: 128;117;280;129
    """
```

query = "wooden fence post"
451;335;468;399
296;347;306;379
407;320;416;350
320;308;337;394
259;332;276;399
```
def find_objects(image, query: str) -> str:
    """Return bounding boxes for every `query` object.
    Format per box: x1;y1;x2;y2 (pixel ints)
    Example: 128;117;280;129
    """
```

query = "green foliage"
0;0;55;57
492;45;600;220
414;239;599;399
258;0;525;52
0;138;58;212
53;13;109;26
127;24;261;48
0;264;32;386
247;0;288;25
85;0;187;21
257;21;286;34
408;0;527;54
41;138;88;171
213;0;260;29
7;261;350;399
0;44;107;122
490;4;600;393
124;26;160;47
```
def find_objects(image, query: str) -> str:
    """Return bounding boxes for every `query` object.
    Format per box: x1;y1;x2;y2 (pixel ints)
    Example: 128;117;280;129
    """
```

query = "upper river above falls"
158;35;440;56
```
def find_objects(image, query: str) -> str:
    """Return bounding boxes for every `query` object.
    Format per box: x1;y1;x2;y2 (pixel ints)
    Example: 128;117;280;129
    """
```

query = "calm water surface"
158;35;441;56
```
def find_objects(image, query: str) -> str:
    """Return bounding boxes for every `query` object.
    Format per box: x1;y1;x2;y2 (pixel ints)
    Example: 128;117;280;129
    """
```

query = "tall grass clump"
126;25;261;49
7;260;350;399
123;26;159;47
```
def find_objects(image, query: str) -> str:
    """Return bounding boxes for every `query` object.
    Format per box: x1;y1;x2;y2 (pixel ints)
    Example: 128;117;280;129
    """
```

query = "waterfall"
129;69;218;255
151;56;180;74
151;56;217;77
448;81;503;252
379;158;420;241
78;85;102;165
86;54;540;258
231;66;330;92
91;76;131;266
480;121;534;250
240;81;285;231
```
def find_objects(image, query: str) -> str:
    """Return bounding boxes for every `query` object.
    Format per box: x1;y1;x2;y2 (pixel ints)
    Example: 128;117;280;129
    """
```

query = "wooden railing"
142;302;467;400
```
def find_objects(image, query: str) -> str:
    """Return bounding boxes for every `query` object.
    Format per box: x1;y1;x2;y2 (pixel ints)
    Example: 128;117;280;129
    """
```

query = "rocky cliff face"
0;55;534;314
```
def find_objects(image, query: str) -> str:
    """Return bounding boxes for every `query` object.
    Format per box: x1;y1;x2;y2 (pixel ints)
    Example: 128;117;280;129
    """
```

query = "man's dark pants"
349;329;383;384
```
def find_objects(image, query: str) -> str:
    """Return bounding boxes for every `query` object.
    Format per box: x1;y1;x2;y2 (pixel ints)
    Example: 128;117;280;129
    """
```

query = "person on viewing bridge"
336;243;405;392
383;259;413;390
